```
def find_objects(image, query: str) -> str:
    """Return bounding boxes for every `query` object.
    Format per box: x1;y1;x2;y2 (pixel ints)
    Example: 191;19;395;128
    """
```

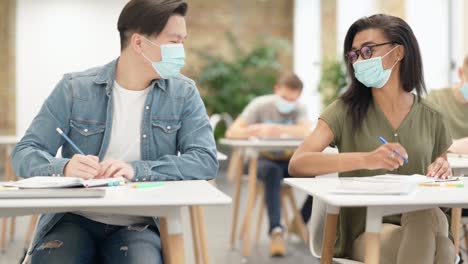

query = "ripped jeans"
31;213;162;264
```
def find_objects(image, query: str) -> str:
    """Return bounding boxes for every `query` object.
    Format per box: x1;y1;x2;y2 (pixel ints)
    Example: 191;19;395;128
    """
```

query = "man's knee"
258;160;283;181
109;226;162;264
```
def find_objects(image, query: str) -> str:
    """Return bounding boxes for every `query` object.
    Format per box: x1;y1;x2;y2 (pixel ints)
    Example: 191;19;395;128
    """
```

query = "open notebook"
329;174;462;195
2;176;127;189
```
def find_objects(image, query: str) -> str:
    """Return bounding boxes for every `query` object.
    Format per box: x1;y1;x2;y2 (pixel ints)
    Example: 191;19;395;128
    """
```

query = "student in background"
11;1;218;263
427;55;468;153
289;14;455;263
225;72;311;257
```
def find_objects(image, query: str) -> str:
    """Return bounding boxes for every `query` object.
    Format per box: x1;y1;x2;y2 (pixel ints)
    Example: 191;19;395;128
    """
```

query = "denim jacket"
11;59;219;254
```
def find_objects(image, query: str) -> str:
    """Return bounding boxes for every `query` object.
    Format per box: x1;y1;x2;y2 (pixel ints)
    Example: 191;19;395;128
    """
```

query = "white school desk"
0;136;19;251
285;177;468;264
219;138;303;256
0;180;231;264
448;155;468;176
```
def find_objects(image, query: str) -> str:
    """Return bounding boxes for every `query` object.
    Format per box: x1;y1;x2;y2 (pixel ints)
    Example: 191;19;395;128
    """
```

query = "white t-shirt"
75;81;152;226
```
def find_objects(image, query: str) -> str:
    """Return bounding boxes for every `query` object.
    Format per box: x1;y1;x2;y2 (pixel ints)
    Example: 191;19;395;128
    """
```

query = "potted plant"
317;59;347;109
196;32;290;140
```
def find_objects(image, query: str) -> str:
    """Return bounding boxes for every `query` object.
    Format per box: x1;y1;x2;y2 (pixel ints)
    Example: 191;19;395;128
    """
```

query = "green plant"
317;60;347;109
197;32;290;118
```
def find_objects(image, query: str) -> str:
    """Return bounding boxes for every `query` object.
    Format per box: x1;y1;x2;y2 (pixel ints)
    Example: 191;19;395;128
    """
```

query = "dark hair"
277;72;303;91
340;14;426;129
117;0;188;50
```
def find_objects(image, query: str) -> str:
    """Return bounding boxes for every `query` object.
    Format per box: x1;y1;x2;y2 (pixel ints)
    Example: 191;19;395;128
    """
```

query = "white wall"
16;0;128;136
337;0;375;56
450;0;465;82
293;0;321;122
406;0;451;90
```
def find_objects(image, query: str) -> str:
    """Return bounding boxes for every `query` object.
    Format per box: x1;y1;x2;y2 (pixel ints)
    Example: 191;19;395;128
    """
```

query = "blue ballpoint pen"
56;127;85;155
378;136;408;163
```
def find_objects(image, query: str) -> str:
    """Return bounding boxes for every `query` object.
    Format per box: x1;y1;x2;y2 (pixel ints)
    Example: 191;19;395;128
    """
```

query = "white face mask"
141;37;185;79
460;82;468;100
275;95;298;114
352;46;400;88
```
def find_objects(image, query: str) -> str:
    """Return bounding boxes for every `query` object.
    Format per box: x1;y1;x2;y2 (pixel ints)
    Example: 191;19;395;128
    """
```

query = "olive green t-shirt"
320;97;452;258
427;87;468;139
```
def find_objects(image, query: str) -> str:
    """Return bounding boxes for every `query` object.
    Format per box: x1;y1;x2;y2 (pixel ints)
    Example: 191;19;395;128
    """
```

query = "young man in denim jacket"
11;0;218;263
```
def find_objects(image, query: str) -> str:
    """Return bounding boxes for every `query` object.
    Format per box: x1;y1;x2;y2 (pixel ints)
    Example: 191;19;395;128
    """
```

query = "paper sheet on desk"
329;178;416;195
2;176;127;189
373;174;460;183
329;174;462;195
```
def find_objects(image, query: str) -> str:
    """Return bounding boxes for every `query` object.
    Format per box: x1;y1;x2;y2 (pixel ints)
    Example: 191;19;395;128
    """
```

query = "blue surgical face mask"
352;46;399;88
460;82;468;100
276;95;298;114
141;37;185;79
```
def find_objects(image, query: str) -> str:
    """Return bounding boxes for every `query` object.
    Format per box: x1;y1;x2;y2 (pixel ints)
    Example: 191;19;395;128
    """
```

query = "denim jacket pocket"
67;119;105;155
152;119;181;155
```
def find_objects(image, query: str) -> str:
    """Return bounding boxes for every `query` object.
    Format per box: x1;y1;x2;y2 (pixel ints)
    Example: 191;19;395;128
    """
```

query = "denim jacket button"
142;134;147;138
145;106;150;110
167;126;171;130
84;128;88;133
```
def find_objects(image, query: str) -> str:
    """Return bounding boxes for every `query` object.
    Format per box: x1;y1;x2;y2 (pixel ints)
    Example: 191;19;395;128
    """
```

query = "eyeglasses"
346;42;395;64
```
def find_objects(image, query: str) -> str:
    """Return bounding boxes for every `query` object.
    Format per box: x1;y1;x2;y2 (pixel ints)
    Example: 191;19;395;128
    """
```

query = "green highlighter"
131;182;165;189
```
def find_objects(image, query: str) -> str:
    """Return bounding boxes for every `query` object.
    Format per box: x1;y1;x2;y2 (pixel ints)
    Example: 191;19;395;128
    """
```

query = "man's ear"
129;33;144;54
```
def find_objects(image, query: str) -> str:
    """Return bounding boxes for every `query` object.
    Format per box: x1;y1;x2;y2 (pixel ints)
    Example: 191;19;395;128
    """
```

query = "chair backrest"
309;173;338;258
209;113;233;130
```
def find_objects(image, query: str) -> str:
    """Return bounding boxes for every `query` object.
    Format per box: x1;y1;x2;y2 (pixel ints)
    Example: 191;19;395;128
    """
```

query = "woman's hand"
363;143;408;171
427;157;451;179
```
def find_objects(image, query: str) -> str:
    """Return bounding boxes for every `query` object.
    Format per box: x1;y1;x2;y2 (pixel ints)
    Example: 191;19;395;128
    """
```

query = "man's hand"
97;158;135;180
247;124;281;138
64;155;100;179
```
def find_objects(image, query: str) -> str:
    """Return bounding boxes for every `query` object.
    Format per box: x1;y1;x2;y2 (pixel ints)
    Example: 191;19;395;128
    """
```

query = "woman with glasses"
289;14;455;263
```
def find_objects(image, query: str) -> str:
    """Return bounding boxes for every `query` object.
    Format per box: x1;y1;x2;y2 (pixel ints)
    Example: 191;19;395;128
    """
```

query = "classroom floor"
1;168;467;264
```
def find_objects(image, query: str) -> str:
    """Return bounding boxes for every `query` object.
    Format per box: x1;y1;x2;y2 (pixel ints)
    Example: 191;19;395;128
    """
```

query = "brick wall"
0;0;16;135
184;0;294;78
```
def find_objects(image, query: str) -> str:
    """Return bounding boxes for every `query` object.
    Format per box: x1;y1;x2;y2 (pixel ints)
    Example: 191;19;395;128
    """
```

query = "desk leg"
189;206;201;264
364;207;383;264
196;207;209;264
242;156;258;257
160;209;185;264
0;218;6;252
230;152;243;249
321;205;339;264
452;208;462;256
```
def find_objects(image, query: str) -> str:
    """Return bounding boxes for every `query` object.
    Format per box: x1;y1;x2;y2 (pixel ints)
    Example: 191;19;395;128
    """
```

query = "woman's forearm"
288;152;367;177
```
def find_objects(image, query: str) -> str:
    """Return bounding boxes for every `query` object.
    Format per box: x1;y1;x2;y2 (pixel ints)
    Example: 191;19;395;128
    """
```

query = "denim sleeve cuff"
130;161;152;182
50;158;70;176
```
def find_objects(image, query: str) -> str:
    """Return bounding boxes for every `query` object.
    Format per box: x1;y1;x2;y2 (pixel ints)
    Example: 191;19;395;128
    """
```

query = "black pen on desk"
56;128;85;155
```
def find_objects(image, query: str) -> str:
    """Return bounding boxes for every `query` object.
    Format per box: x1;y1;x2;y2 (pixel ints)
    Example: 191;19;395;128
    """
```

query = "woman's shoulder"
322;98;347;113
418;96;445;120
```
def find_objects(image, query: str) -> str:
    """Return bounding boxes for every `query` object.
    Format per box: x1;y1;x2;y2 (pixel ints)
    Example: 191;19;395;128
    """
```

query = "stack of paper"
2;176;127;189
329;178;416;195
328;174;461;195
